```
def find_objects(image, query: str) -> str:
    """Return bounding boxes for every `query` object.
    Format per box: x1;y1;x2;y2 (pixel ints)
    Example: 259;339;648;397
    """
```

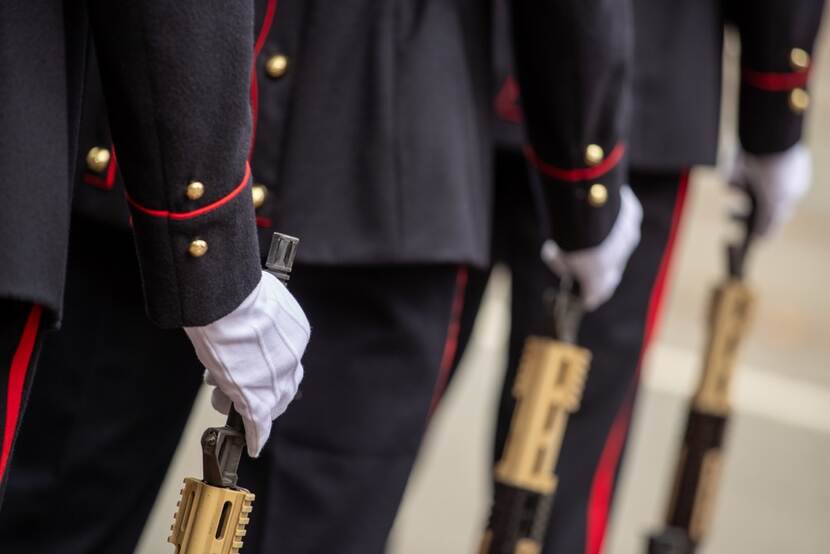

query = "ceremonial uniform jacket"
629;0;826;170
73;0;632;267
0;2;262;328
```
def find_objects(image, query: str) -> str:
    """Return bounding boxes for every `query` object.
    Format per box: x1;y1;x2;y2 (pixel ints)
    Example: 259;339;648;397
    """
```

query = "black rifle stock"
648;191;758;554
169;232;299;554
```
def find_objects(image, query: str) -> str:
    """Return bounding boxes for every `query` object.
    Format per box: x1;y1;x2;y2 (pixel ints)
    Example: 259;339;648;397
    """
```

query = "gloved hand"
184;270;310;457
729;142;811;237
541;185;643;311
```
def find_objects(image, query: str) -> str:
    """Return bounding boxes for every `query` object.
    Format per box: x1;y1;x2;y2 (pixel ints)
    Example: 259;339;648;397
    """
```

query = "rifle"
647;193;758;554
168;232;299;554
480;279;590;554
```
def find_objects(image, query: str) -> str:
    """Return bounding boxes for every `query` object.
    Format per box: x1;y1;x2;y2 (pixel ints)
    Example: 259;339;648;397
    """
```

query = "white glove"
541;185;643;311
184;270;310;457
730;143;811;237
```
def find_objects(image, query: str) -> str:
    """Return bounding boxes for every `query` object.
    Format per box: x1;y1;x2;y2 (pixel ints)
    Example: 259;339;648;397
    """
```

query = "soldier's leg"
238;264;467;554
494;170;691;554
0;217;202;553
0;301;44;506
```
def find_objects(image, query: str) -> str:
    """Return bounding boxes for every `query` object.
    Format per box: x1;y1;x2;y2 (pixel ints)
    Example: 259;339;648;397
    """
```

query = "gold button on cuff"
188;239;208;258
588;184;608;207
86;147;111;173
186;181;205;200
584;144;605;167
790;48;810;71
265;55;289;79
789;88;810;114
252;184;268;209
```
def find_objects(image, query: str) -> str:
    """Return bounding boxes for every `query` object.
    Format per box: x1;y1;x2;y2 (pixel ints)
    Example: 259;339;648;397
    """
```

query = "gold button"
789;88;810;113
252;184;268;209
265;55;289;79
588;183;608;207
790;48;810;71
584;144;605;166
186;181;205;200
188;239;208;258
86;147;111;173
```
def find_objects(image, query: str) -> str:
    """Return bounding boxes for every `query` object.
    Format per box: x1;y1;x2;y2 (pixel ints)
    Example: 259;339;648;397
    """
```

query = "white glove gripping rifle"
168;233;299;554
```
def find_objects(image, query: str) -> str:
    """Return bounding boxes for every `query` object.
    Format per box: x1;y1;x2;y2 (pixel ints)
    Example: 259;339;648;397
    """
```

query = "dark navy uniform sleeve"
733;0;826;155
510;0;632;251
87;1;261;328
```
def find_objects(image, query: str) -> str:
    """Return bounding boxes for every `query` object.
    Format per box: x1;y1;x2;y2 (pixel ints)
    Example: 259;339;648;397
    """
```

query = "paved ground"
139;20;830;554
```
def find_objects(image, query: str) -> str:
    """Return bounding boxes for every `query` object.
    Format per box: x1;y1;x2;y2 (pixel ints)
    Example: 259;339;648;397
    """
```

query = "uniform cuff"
525;143;626;251
128;174;262;328
739;60;812;155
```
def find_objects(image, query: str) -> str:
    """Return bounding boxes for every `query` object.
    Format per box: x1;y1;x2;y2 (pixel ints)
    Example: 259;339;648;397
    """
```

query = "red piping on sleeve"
426;267;469;421
0;304;42;482
742;67;810;92
525;143;625;183
126;163;251;221
83;145;119;190
585;170;689;554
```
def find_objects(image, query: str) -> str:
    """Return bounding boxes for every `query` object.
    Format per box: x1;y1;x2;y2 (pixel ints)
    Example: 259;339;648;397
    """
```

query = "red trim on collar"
126;163;251;221
742;67;810;91
524;143;625;183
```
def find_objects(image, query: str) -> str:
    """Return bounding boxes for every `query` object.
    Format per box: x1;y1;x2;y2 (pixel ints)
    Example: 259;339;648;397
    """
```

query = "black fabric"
0;301;45;507
0;217;202;553
629;0;724;170
733;0;827;155
0;1;262;328
73;0;633;265
630;0;826;168
451;151;686;554
0;2;84;324
509;0;631;251
238;264;462;554
251;0;494;266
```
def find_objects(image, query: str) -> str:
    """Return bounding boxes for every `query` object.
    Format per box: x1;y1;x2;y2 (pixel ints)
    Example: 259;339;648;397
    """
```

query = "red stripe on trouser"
585;170;690;554
427;267;469;419
0;305;42;481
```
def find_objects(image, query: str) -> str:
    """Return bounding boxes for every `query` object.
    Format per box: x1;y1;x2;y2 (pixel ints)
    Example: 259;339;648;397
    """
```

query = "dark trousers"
455;150;690;554
0;300;44;507
0;219;203;553
239;264;467;554
0;216;468;554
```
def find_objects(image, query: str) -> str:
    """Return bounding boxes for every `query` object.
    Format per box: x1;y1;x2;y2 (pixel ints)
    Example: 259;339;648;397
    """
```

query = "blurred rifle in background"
648;191;758;554
480;279;590;554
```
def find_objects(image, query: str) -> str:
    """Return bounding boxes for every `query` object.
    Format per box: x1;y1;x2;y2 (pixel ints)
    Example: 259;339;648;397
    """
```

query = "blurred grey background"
138;20;830;554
